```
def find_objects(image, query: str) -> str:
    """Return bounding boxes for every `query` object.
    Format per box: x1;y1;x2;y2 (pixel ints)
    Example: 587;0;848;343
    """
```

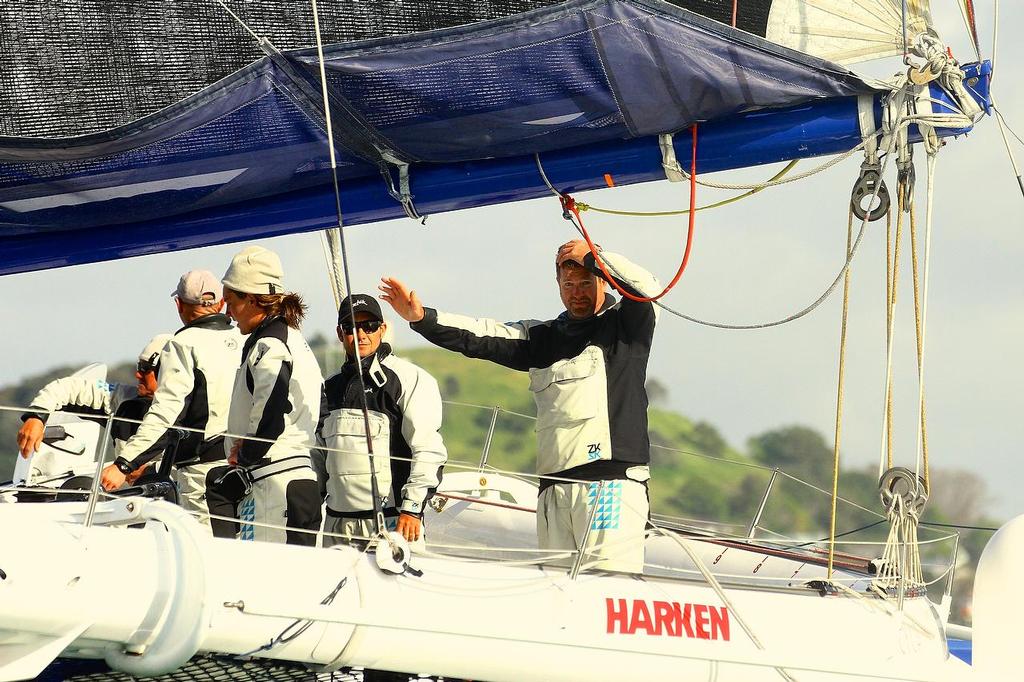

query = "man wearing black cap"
317;293;447;549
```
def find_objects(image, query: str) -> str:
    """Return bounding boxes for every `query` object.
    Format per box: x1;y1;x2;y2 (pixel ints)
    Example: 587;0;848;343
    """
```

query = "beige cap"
138;333;172;366
172;269;223;305
222;246;285;295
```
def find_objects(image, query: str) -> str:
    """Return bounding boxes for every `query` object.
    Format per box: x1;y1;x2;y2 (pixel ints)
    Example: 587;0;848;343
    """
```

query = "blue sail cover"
0;0;890;273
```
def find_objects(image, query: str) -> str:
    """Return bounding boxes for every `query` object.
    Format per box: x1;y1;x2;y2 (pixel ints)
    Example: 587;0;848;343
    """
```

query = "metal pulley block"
897;162;916;212
878;466;928;516
850;163;891;222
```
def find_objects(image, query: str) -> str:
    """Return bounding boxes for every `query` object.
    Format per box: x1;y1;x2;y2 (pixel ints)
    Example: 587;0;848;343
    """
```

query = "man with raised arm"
98;270;243;537
318;293;447;550
380;239;659;573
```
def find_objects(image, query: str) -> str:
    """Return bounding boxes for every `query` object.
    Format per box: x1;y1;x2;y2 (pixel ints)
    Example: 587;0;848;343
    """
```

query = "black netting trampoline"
0;0;772;138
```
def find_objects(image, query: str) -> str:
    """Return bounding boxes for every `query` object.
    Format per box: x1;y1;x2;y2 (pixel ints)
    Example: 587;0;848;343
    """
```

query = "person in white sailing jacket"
16;334;173;476
381;239;659;573
97;271;243;537
318;293;447;549
221;246;323;546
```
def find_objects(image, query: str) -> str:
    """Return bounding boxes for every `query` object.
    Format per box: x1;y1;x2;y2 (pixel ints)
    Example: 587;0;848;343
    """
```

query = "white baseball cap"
222;246;285;295
138;333;172;369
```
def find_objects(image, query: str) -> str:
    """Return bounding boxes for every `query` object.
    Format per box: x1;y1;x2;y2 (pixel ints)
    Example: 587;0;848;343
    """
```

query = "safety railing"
0;399;961;598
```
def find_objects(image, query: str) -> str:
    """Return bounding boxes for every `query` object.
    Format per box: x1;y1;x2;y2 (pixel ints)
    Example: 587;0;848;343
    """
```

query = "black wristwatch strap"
114;457;135;475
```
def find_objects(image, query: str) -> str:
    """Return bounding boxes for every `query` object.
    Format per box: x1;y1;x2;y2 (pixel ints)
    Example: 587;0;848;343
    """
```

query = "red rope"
964;0;980;57
560;125;697;304
731;0;738;28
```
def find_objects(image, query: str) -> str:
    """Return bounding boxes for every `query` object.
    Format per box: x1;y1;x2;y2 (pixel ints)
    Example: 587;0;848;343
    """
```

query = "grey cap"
172;269;222;305
222;246;284;295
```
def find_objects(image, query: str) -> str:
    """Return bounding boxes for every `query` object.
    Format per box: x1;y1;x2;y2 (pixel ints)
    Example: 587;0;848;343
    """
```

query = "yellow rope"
828;209;855;579
908;197;931;494
884;204;903;470
575;160;799;217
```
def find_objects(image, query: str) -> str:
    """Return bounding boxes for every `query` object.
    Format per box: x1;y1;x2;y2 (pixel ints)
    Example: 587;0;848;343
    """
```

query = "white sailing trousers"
323;513;426;552
537;474;649;573
174;460;219;531
238;456;321;545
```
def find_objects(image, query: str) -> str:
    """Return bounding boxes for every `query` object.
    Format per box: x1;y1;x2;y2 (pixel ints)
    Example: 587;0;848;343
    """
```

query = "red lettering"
710;606;730;642
631;600;654;635
606;598;629;634
652;601;675;636
673;602;695;639
693;604;710;640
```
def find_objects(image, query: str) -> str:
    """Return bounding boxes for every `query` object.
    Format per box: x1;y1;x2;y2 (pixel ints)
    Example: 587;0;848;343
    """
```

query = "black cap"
338;293;384;325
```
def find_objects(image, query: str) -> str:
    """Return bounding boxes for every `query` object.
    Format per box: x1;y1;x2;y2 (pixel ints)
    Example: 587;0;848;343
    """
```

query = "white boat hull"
0;498;975;682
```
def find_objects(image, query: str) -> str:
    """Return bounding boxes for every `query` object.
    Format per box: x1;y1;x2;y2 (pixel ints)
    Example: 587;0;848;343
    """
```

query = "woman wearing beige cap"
219;246;323;545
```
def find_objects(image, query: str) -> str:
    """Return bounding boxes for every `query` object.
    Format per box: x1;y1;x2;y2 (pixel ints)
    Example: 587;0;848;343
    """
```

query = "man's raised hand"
556;239;596;269
379;277;425;322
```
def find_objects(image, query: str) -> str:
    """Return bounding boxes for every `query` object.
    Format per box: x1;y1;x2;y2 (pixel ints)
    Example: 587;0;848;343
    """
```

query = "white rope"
992;0;1000;80
211;0;263;43
914;153;937;480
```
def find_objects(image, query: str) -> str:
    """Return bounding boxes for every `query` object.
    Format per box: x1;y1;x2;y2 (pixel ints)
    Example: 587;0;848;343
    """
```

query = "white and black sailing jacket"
318;344;447;517
22;377;157;457
117;314;242;471
410;251;658;489
226;316;323;470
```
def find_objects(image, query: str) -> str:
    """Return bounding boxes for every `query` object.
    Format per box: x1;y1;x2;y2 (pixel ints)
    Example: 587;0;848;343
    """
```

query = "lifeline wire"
309;0;387;537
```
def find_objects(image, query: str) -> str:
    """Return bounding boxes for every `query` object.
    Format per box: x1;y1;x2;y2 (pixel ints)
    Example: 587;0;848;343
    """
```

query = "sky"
1;2;1022;520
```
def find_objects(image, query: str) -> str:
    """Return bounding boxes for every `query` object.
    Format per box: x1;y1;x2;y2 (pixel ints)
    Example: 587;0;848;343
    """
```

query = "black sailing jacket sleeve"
410;309;538;371
584;250;660;341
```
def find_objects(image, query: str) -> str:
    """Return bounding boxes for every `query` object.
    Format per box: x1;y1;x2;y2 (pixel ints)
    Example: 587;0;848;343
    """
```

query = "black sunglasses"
340;319;383;335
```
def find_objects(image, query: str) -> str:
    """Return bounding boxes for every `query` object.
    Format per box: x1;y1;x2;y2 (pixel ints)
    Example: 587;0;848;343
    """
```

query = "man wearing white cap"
17;333;174;471
99;270;243;538
221;246;323;545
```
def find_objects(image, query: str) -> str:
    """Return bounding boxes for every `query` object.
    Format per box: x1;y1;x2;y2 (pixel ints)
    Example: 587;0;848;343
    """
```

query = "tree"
927;469;990;525
748;426;834;487
646;378;669;407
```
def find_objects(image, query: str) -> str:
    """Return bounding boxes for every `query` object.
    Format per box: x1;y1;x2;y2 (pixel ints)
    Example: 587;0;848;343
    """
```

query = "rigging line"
731;0;738;29
318;232;342;310
908;185;930;493
992;0;999;81
884;208;894;469
900;0;910;63
921;521;999;532
562;124;699;304
653;527;797;682
309;0;386;537
211;0;263;43
552;123;915;329
881;195;902;474
914;152;937;489
577;160;798;218
994;107;1024;148
828;210;855;579
954;0;982;61
993;101;1024;200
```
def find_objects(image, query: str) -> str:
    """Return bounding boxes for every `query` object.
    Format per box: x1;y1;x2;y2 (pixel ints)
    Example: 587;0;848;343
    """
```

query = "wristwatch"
113;457;134;475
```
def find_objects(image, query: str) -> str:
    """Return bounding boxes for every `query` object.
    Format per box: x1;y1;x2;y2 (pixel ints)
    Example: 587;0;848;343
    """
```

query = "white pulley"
375;531;412;574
